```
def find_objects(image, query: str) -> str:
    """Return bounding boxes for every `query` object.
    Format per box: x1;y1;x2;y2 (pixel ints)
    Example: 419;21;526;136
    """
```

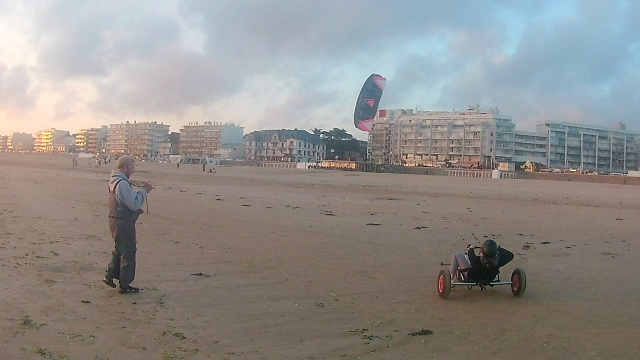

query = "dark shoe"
119;286;140;294
103;276;116;288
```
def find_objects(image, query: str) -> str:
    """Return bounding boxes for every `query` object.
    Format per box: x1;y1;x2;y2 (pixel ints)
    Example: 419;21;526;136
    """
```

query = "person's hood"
109;171;129;193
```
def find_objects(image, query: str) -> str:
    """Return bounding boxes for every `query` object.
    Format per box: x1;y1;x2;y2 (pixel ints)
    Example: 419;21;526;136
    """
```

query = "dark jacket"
465;247;514;284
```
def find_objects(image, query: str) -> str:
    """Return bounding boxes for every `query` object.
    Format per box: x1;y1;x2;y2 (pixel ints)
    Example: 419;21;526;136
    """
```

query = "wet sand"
0;153;638;359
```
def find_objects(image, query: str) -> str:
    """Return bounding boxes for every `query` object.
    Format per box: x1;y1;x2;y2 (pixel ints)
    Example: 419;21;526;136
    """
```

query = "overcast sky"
1;0;639;139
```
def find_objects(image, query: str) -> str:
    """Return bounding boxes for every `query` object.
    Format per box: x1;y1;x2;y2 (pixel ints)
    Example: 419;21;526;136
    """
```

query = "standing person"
103;155;153;294
202;160;206;171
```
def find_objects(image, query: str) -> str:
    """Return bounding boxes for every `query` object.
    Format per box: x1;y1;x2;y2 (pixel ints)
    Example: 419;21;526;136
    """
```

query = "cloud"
180;1;514;63
90;45;231;116
434;0;640;130
0;63;37;112
259;88;338;130
35;1;181;80
2;0;640;136
50;86;88;121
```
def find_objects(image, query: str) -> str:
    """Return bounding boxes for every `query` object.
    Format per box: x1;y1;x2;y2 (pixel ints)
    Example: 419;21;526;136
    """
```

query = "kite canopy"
354;73;386;132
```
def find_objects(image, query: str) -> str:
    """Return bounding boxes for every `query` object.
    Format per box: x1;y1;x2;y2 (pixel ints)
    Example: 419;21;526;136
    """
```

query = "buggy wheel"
511;268;526;297
438;269;451;299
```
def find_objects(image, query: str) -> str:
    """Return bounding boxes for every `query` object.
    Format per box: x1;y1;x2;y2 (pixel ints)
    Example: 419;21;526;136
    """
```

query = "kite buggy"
437;240;527;299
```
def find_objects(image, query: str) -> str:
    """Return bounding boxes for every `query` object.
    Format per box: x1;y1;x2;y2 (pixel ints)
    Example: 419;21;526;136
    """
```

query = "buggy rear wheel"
438;269;451;299
511;268;526;297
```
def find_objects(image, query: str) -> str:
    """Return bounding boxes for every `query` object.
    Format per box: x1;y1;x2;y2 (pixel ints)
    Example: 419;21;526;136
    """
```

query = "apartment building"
368;109;401;164
214;144;246;160
159;132;181;156
34;128;74;153
536;121;638;173
370;107;640;172
371;107;514;168
245;129;326;162
0;135;7;152
513;131;548;164
179;122;244;157
34;128;55;152
7;133;34;152
105;121;170;158
76;126;108;154
47;136;75;153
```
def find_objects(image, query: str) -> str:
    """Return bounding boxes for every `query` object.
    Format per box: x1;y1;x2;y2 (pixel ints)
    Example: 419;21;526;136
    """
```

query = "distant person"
103;155;153;294
202;161;206;171
177;162;180;169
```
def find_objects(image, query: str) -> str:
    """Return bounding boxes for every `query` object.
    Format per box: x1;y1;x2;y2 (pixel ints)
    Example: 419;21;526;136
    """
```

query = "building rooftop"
247;129;324;145
515;130;548;137
540;121;640;135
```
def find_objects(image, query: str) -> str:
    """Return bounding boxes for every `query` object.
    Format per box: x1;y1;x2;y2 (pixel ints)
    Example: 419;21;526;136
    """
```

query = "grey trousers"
450;252;471;279
107;218;137;288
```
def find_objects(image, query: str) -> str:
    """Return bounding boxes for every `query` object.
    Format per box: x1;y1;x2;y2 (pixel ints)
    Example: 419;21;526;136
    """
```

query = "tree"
320;128;354;141
317;128;360;160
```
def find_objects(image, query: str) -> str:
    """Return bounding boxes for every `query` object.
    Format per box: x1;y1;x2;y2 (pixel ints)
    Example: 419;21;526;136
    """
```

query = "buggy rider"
450;239;514;284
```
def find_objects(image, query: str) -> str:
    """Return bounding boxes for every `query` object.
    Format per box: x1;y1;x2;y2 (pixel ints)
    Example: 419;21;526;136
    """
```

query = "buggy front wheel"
438;269;451;299
511;268;526;297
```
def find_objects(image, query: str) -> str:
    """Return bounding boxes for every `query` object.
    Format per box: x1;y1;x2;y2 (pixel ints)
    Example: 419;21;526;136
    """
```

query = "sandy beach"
1;152;639;359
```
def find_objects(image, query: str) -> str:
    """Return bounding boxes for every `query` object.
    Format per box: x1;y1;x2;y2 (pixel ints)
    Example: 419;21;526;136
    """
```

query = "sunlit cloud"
0;0;639;138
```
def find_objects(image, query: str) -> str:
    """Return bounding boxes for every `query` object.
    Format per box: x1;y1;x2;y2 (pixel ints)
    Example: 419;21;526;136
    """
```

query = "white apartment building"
76;126;108;154
370;107;640;173
245;129;326;162
536;121;638;173
371;107;515;168
179;122;244;157
34;128;73;153
513;131;548;164
7;133;34;152
35;128;56;152
105;121;170;158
